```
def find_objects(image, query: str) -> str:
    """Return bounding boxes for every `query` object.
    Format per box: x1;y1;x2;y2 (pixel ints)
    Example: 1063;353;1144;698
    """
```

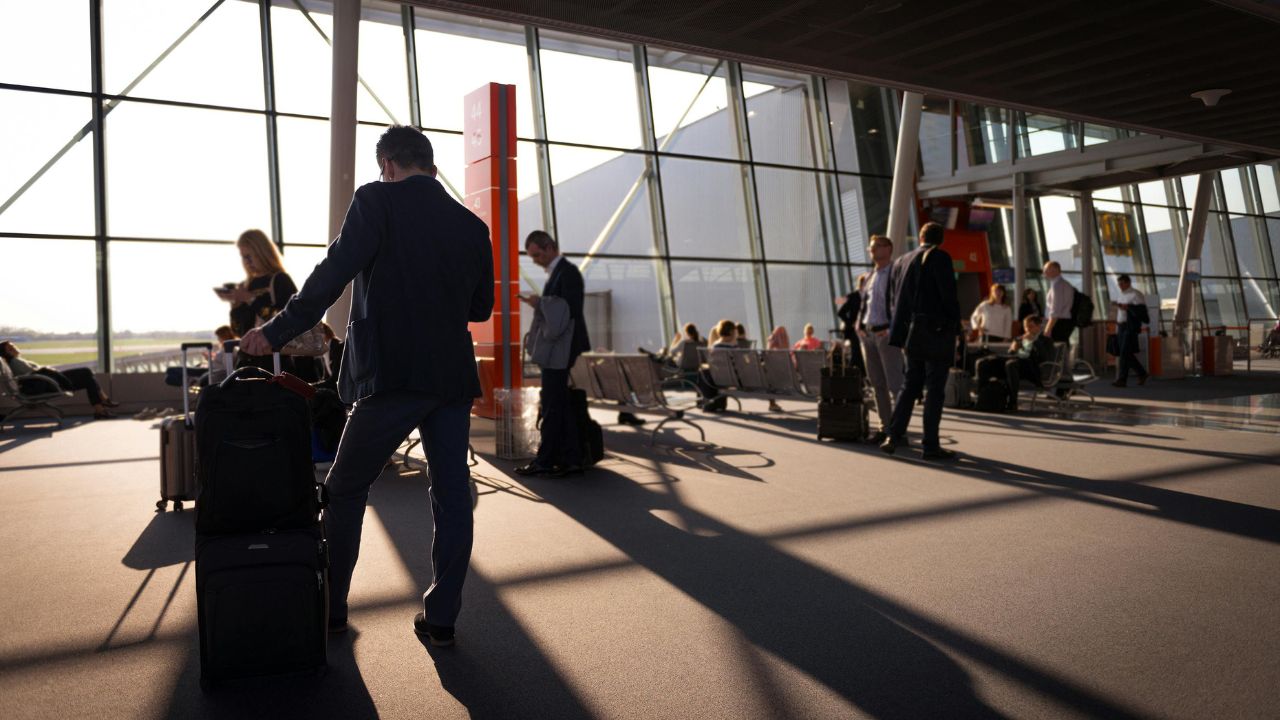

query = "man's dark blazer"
542;257;591;362
263;175;494;404
836;290;860;341
888;243;961;350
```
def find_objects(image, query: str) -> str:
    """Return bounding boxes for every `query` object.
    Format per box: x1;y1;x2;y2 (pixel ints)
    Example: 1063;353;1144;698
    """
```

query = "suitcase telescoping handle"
179;342;213;427
222;339;282;376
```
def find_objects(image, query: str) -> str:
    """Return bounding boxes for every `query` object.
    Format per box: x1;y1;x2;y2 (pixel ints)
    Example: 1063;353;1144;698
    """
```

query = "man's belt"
868;324;889;332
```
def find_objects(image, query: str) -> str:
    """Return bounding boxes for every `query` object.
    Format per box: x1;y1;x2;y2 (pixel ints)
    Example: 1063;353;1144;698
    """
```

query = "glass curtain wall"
1;0;896;370
1019;165;1280;334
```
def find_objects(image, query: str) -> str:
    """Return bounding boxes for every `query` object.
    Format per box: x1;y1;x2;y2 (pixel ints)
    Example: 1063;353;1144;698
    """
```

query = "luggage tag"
269;372;317;400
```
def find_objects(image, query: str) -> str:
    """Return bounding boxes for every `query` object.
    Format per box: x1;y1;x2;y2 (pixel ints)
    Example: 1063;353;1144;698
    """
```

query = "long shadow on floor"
367;468;597;720
516;468;1149;720
923;452;1280;545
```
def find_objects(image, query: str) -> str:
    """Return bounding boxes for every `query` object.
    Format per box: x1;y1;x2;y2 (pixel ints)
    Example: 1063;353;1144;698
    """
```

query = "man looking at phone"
515;231;590;478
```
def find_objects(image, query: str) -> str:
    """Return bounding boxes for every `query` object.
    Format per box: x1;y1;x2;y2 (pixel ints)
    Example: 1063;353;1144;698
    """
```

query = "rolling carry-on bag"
158;342;212;512
196;526;328;690
817;400;868;442
195;343;318;536
196;341;327;690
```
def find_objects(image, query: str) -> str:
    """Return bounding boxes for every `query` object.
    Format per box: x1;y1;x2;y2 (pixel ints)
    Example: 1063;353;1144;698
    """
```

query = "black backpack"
569;388;604;466
1070;286;1095;328
974;379;1010;413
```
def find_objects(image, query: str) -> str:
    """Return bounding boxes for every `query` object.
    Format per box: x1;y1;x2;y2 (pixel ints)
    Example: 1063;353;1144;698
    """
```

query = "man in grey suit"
241;126;493;647
857;234;903;445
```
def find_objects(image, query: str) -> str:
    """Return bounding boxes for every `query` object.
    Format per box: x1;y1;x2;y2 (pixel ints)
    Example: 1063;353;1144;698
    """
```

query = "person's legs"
1122;328;1146;379
325;391;435;624
860;333;892;432
59;367;104;405
887;354;926;442
920;359;950;450
534;368;563;467
879;340;905;400
1004;359;1022;411
418;399;474;628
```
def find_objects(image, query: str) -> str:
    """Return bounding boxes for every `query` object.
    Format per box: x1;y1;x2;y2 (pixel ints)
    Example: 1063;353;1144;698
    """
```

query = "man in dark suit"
880;222;960;461
515;231;590;477
241;126;493;647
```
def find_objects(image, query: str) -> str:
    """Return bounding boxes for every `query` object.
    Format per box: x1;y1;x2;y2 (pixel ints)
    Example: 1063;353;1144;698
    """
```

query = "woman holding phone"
214;229;299;373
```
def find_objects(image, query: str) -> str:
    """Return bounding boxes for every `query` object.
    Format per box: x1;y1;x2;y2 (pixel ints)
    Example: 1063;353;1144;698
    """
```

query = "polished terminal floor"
1;370;1278;719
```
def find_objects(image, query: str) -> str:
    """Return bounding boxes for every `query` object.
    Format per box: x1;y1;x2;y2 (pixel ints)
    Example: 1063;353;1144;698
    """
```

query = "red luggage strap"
269;372;317;400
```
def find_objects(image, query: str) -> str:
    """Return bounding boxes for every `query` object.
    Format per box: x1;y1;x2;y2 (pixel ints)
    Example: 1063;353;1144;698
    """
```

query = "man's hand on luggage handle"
518;293;540;308
241;328;272;356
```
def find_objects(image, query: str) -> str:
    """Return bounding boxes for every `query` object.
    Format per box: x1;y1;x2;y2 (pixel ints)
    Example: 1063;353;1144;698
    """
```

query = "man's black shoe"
868;431;887;445
550;464;583;478
514;462;552;476
922;448;958;462
618;412;647;426
879;437;897;455
413;612;454;647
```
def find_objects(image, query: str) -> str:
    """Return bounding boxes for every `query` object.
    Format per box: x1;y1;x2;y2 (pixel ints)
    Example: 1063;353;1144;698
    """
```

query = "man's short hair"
1025;315;1043;328
1044;261;1061;272
525;230;557;251
375;125;434;171
869;234;893;250
1117;273;1132;284
716;319;736;338
919;222;945;246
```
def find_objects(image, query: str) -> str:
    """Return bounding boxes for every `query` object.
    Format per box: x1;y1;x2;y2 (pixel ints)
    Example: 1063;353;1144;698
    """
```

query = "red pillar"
464;83;519;418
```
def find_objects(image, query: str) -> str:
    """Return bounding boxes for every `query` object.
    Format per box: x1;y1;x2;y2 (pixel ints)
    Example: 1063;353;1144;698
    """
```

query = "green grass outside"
18;337;208;368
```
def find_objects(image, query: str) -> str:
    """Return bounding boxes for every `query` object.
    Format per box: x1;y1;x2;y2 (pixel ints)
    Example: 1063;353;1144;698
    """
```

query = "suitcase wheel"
155;499;166;513
174;501;184;512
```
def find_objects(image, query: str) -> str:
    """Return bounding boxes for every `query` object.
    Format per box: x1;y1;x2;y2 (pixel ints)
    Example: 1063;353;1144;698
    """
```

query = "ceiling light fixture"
1190;88;1231;107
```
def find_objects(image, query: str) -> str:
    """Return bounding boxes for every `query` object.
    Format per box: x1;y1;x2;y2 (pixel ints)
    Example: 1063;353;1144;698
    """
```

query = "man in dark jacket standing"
516;230;590;477
241;126;493;647
880;222;960;461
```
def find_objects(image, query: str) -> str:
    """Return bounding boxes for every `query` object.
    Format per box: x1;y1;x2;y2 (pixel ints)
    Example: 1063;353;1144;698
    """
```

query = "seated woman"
971;284;1013;342
792;323;823;351
699;319;738;413
1;341;119;419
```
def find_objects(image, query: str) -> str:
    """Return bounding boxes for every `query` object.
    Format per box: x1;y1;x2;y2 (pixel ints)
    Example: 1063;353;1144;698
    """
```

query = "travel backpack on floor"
974;379;1011;413
570;388;604;466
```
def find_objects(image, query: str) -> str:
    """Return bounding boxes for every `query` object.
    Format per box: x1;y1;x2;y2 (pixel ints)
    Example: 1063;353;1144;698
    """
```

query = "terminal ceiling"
415;0;1280;157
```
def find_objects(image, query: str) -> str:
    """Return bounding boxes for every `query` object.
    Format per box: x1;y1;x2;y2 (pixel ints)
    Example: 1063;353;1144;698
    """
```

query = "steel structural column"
402;5;421;127
525;27;557;242
324;0;360;339
1174;172;1216;323
90;0;112;373
1077;191;1099;364
632;45;677;343
727;61;773;336
886;91;923;256
1012;174;1027;305
259;0;284;249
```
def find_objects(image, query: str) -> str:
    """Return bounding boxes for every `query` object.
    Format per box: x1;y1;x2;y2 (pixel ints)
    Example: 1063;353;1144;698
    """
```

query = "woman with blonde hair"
214;229;299;370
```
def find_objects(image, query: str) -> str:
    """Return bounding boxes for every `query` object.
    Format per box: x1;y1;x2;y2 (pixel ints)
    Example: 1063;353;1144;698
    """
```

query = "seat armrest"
18;374;64;395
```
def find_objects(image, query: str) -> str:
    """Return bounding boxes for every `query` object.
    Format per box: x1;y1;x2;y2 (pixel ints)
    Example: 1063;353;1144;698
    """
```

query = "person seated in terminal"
734;322;752;349
792;323;823;351
975;315;1054;412
699;319;738;413
765;326;790;411
971;283;1013;342
0;340;119;419
670;322;707;373
1018;287;1042;324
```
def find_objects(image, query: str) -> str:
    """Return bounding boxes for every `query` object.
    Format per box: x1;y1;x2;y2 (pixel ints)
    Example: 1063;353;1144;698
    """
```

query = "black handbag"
903;249;956;362
1105;333;1120;356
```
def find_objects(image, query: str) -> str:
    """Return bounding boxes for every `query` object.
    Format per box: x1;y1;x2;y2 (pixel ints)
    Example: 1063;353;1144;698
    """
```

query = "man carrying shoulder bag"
881;222;962;461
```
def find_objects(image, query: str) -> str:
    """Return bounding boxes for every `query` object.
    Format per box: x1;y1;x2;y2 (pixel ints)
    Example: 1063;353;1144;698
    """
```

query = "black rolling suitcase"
816;365;869;442
195;342;327;690
157;342;212;512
